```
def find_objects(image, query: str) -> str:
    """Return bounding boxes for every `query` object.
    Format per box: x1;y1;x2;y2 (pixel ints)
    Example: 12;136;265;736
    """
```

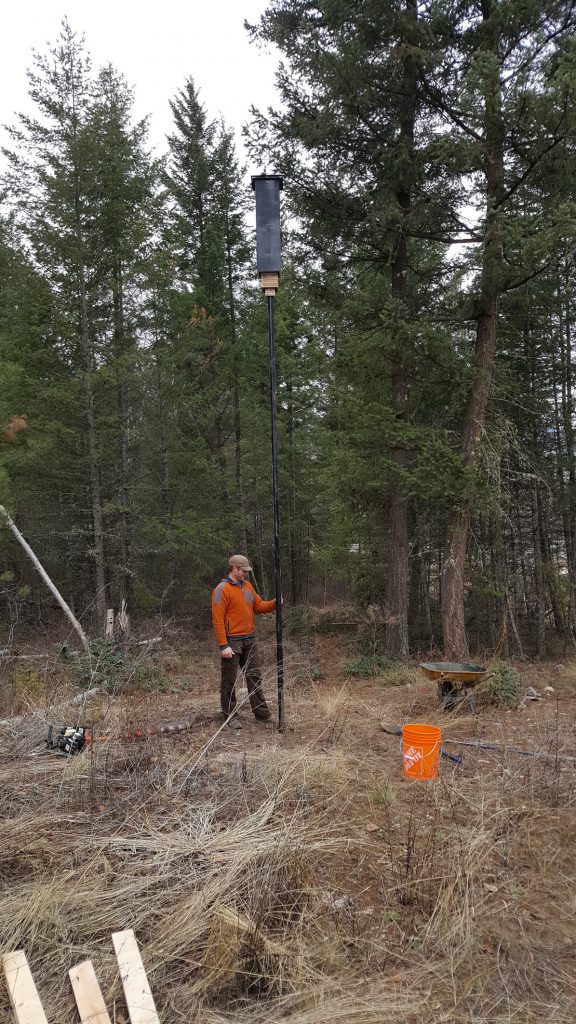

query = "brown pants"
221;638;271;720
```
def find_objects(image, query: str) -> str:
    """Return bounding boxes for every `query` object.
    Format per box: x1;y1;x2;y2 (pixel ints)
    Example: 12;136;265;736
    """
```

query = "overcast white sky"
1;1;279;168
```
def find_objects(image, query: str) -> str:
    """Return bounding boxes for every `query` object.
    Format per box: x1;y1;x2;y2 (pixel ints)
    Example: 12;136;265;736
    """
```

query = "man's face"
230;565;248;582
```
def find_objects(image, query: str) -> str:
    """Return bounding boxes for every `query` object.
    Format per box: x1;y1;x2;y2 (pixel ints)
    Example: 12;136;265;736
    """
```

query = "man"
211;554;276;729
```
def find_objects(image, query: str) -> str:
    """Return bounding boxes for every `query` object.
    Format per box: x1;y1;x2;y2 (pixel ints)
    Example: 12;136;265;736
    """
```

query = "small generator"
47;724;92;755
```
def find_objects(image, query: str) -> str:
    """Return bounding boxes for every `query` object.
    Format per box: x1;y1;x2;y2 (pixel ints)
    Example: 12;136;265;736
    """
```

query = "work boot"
227;716;242;730
254;712;271;722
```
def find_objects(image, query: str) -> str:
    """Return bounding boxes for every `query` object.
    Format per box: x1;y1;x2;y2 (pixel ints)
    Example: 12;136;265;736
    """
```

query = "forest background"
2;1;576;663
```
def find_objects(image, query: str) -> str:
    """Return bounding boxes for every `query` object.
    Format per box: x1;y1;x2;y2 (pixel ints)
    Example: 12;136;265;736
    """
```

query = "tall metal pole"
266;295;285;732
251;173;285;733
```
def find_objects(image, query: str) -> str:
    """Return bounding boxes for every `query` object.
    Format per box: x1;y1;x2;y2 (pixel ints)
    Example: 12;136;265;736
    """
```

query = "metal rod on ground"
380;722;576;763
267;293;285;732
440;736;576;761
379;724;461;763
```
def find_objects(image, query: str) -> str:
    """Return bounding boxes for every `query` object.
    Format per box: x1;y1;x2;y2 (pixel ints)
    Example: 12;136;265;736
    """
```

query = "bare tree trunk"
386;478;409;656
531;481;546;657
506;593;524;659
514;490;530;619
537;486;573;649
441;2;503;661
215;414;228;510
415;508;433;642
112;258;132;606
69;75;107;626
385;0;417;658
253;508;269;596
442;509;472;661
487;511;508;657
559;262;576;633
153;339;170;514
75;188;107;624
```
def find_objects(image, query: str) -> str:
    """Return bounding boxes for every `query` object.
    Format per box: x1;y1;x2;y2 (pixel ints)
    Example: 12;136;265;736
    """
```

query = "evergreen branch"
497;111;568;210
417;74;483;143
501;257;554;294
501;5;576;81
405;230;481;244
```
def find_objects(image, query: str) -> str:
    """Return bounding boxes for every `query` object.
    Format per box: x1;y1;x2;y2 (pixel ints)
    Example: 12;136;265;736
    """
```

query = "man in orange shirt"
212;554;276;729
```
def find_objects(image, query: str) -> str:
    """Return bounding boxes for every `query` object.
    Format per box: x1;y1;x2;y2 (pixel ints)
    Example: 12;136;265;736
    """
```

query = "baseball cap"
229;554;252;571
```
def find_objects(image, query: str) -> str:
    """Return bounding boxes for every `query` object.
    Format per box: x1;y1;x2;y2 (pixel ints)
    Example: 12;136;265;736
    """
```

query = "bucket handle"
400;737;461;765
400;737;441;753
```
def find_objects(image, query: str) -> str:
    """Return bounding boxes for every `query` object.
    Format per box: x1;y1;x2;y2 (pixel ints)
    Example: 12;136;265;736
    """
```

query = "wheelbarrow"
419;662;490;711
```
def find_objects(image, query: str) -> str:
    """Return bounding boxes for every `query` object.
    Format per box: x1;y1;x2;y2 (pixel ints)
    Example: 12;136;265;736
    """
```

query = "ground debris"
199;905;299;993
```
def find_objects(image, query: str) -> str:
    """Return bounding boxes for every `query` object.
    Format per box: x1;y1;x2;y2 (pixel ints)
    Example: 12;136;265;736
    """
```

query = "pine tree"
1;22;163;622
86;64;161;606
2;20;109;621
165;79;252;553
250;0;576;656
422;0;576;658
247;0;457;653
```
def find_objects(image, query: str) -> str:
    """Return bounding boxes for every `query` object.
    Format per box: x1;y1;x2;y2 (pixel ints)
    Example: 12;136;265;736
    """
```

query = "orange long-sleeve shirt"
212;577;276;648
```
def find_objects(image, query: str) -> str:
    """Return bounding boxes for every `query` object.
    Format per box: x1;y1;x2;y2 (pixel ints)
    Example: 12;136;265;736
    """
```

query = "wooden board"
69;960;112;1024
2;950;49;1024
111;930;160;1024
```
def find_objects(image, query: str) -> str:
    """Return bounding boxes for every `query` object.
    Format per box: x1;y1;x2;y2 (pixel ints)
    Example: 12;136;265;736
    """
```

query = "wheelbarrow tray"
419;662;488;684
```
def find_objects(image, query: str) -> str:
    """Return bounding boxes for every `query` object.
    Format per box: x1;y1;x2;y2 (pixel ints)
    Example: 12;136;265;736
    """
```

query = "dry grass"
1;643;576;1023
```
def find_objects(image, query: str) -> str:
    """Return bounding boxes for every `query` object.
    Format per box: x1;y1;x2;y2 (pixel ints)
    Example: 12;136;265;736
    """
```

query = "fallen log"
0;504;89;653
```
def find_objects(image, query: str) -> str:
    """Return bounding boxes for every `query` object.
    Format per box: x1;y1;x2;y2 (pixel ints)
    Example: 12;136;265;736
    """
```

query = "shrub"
353;620;389;657
75;639;168;694
344;653;398;677
487;663;520;707
131;656;169;693
314;605;361;635
282;605;316;636
76;638;126;691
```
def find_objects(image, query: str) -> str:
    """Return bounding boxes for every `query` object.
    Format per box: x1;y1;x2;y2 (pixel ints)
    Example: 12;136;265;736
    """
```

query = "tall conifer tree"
2;20;109;620
248;0;456;653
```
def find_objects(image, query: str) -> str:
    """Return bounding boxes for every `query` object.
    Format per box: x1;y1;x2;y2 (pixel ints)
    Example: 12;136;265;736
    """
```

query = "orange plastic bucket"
402;723;441;780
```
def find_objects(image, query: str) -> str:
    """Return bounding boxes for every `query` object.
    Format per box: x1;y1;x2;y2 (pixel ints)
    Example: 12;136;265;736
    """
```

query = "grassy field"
0;630;575;1023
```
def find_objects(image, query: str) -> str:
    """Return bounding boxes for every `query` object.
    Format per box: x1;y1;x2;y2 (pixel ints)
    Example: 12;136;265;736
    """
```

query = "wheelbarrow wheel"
438;679;458;711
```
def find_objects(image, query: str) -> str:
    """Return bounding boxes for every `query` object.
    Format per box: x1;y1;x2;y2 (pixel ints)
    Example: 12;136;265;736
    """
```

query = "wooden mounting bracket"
259;272;279;296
